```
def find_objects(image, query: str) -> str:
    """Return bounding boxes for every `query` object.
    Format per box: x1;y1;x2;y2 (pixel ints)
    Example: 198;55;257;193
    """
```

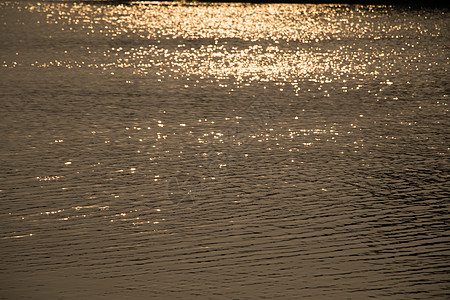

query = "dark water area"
180;1;446;7
27;0;449;7
0;1;449;299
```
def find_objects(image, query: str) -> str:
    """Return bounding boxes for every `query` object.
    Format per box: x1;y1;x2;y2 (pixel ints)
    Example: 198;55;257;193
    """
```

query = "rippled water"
1;1;449;299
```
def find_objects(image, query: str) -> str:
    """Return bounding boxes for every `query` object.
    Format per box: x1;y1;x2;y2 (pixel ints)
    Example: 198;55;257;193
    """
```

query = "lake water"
0;1;449;299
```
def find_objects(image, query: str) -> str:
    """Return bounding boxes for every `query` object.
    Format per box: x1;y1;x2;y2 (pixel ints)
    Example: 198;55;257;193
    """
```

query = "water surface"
0;1;449;299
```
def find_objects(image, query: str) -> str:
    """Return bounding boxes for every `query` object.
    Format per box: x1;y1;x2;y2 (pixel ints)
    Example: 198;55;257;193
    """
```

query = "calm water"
0;1;449;299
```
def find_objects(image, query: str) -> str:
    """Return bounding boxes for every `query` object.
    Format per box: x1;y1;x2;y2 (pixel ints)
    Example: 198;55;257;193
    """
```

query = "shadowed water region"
0;1;449;299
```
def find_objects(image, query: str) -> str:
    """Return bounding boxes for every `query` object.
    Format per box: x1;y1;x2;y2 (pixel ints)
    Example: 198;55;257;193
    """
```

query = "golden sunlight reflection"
13;1;440;90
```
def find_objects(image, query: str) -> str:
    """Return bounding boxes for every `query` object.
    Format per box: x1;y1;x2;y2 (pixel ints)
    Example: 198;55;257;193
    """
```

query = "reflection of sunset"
8;1;443;91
